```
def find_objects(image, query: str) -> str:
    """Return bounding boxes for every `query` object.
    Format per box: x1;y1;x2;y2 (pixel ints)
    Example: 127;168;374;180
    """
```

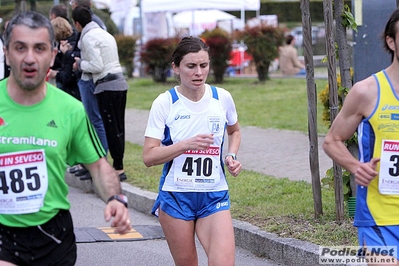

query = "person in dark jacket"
48;5;80;99
0;20;10;80
49;17;81;100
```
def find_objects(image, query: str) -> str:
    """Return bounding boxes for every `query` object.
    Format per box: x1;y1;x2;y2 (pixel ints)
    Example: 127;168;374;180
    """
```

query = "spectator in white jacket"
72;6;128;181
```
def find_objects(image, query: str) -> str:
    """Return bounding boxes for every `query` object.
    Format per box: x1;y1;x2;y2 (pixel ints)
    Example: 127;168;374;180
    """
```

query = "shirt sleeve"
144;91;171;140
66;105;105;166
79;34;104;74
217;87;238;126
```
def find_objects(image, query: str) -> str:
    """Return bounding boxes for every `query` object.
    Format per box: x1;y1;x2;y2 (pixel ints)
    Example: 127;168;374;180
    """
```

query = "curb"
66;172;323;266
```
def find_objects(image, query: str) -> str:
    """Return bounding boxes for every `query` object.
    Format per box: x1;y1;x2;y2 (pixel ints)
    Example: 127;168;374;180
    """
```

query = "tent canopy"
141;0;260;13
173;9;240;36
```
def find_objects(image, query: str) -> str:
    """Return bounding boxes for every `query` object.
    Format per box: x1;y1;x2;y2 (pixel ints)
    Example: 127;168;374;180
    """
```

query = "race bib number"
0;150;48;214
173;146;220;190
379;140;399;195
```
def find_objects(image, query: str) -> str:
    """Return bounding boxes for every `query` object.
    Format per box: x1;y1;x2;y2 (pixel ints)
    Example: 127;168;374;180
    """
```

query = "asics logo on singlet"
216;201;229;209
174;114;191;120
382;104;399;111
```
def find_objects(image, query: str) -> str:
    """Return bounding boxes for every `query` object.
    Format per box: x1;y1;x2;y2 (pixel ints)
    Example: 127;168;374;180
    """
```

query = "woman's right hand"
185;134;214;151
59;40;72;54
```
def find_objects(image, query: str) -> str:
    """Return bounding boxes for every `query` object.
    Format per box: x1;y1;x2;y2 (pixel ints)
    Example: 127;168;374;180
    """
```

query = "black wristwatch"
107;194;128;208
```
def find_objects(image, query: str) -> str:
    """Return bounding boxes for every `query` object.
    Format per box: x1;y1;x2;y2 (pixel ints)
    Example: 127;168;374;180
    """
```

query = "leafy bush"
318;68;354;126
201;27;232;84
140;37;180;82
236;23;284;82
115;34;139;78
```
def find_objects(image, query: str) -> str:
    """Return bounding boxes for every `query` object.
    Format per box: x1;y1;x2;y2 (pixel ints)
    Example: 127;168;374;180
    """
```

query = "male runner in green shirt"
0;10;131;265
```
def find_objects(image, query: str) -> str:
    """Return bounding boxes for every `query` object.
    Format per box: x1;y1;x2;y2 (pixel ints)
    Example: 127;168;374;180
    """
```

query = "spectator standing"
0;11;131;265
143;36;242;265
72;6;128;181
278;34;305;76
49;17;81;100
69;0;109;179
49;4;78;49
0;20;10;80
49;4;69;21
48;5;79;95
0;31;6;81
70;0;107;31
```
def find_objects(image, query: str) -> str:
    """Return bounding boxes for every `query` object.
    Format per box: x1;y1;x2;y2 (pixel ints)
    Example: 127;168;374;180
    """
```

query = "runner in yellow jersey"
323;8;399;266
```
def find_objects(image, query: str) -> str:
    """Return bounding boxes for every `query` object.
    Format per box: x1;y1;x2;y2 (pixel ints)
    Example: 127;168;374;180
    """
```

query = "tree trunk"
213;67;225;84
301;0;323;219
14;0;21;13
152;67;167;83
255;61;270;82
324;0;344;221
125;64;134;79
334;0;356;197
30;0;36;11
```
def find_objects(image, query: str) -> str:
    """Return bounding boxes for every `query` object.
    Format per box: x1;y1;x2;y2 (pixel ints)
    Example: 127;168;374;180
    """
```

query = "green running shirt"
0;79;106;227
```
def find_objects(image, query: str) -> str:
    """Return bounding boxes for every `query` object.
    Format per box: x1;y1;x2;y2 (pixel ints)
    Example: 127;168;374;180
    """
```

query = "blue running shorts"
358;225;399;259
152;190;230;221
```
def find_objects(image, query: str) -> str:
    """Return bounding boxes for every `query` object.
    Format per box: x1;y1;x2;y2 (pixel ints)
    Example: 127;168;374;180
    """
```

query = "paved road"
69;185;283;266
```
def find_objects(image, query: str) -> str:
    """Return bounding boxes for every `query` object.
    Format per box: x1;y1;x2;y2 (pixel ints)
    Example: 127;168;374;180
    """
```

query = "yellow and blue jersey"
356;70;399;226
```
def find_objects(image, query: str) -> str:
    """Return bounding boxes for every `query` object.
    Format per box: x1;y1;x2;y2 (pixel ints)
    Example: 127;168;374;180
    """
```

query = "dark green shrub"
115;34;139;78
201;27;232;84
140;37;179;82
236;23;284;82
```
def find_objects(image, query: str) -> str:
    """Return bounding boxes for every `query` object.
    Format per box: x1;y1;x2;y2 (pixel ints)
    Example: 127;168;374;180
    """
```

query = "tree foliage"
236;23;284;82
114;34;139;78
201;27;232;84
140;37;179;82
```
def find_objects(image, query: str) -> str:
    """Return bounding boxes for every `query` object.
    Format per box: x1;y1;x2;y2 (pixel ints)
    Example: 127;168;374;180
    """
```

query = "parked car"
289;25;326;56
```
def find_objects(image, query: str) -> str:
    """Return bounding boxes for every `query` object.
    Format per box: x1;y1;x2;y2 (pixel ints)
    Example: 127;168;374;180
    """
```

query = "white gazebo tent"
141;0;260;37
140;0;260;74
173;9;241;36
141;0;260;13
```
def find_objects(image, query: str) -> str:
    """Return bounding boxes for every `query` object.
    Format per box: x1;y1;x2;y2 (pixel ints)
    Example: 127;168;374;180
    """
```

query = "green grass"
124;75;357;247
126;76;330;134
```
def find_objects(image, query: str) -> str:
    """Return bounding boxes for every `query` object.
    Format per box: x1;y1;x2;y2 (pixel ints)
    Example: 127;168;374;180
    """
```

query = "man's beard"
15;76;42;92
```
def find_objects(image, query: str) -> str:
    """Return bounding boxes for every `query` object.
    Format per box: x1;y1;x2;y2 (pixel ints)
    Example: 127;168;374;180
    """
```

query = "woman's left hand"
225;157;242;177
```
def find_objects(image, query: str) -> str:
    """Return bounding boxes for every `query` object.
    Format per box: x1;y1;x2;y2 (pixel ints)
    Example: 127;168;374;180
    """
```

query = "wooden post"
323;0;344;221
300;0;323;219
334;0;357;197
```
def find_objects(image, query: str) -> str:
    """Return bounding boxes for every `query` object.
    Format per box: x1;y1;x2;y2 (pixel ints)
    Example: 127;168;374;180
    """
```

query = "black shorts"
0;209;77;266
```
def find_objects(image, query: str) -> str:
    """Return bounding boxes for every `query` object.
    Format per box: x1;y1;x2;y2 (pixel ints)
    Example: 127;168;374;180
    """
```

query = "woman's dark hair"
72;6;92;29
383;8;399;62
172;36;210;67
285;34;294;45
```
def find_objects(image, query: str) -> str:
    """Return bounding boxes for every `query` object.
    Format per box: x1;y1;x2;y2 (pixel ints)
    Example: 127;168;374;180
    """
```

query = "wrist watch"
107;194;128;208
225;152;237;160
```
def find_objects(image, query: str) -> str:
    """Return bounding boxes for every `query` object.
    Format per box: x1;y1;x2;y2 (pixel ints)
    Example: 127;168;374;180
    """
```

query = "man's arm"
84;157;121;200
84;158;132;234
323;77;379;186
